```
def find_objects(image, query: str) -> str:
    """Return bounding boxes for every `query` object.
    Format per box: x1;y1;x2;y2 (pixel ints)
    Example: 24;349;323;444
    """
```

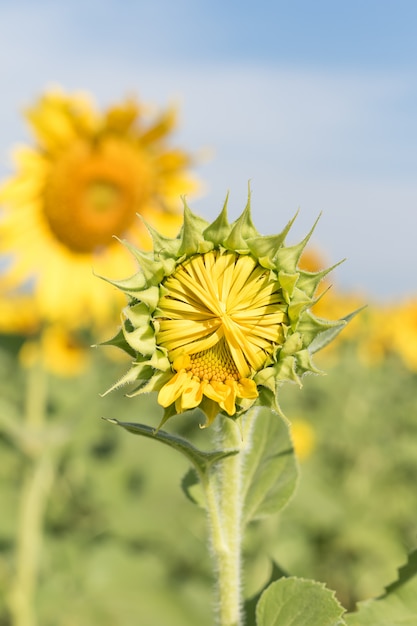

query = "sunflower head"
103;192;346;427
0;88;199;330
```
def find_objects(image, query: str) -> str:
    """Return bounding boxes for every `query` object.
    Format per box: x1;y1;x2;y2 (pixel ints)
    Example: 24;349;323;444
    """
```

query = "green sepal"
274;213;320;274
123;323;155;356
101;361;152;396
309;306;366;354
126;368;170;398
297;259;345;299
148;348;171;371
137;215;182;259
287;294;313;330
122;302;155;355
297;309;345;349
278;270;299;301
224;193;259;252
254;366;278;394
177;198;211;257
103;418;239;477
295;349;324;376
97;327;136;358
247;213;298;270
131;286;160;311
202;193;231;246
280;332;303;357
274;356;302;386
96;269;146;297
121;240;175;285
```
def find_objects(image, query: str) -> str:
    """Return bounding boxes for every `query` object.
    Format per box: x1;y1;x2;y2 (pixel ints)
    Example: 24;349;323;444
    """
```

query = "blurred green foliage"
1;335;417;624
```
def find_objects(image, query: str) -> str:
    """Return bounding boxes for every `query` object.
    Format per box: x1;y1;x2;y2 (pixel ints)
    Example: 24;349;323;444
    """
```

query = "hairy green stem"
8;363;56;626
205;418;244;626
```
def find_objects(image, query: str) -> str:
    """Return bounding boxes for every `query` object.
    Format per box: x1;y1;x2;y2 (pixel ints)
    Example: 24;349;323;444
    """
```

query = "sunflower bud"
103;192;346;427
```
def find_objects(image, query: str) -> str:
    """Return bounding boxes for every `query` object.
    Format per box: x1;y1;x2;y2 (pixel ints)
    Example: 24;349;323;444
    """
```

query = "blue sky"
1;0;417;299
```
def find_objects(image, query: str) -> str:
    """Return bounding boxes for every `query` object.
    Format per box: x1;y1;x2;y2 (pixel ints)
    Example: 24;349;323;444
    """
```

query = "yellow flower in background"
390;300;417;371
19;324;89;377
359;299;417;372
356;305;390;366
0;288;92;376
290;418;316;461
0;89;199;330
0;291;40;335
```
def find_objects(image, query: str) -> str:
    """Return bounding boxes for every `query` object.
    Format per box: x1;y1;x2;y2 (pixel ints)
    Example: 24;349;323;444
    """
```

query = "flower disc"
155;249;287;418
157;249;286;375
43;139;153;252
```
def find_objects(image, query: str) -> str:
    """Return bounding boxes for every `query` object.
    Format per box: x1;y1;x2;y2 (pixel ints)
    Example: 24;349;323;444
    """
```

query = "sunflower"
290;418;316;460
104;193;346;427
358;299;417;371
0;89;199;330
19;323;90;377
0;291;40;335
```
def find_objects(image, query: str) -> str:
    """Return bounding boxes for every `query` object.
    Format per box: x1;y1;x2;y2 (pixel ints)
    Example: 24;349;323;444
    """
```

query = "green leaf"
256;578;346;626
244;561;288;626
241;406;298;525
103;418;238;477
345;550;417;625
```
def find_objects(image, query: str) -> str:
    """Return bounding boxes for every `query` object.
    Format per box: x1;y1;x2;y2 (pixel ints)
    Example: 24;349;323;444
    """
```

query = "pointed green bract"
102;190;351;425
177;199;211;256
202;193;231;245
224;196;259;252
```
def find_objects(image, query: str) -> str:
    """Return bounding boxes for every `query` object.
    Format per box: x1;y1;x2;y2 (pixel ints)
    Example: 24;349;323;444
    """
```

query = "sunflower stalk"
8;363;56;626
205;418;245;626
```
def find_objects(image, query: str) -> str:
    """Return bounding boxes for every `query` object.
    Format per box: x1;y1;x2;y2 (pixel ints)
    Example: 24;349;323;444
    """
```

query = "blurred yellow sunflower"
0;291;40;335
359;299;417;371
389;300;417;371
290;418;316;461
0;88;199;330
19;324;90;377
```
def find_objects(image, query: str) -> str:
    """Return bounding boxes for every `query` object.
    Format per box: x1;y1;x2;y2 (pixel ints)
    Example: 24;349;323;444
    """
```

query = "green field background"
1;299;417;625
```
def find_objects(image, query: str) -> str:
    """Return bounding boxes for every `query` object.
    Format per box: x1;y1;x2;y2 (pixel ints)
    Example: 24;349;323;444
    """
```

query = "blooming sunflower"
0;89;199;330
0;291;40;335
19;324;90;377
104;193;346;427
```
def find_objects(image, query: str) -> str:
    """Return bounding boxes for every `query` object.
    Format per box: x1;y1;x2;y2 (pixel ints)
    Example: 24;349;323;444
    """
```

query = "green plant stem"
205;418;244;626
8;363;56;626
